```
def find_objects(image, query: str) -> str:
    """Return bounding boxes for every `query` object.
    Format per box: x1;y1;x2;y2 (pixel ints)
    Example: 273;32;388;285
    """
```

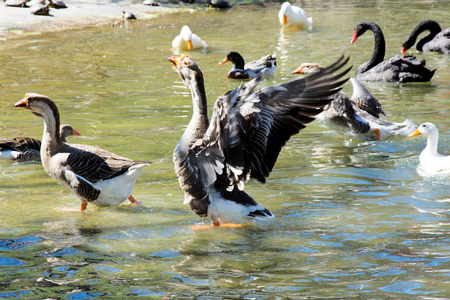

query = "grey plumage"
169;54;350;225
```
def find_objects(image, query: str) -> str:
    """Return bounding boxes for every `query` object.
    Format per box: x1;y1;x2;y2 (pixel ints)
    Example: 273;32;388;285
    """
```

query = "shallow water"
1;0;450;298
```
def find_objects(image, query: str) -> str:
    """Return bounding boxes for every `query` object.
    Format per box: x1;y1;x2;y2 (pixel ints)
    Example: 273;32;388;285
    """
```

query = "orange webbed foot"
374;128;381;141
128;195;142;206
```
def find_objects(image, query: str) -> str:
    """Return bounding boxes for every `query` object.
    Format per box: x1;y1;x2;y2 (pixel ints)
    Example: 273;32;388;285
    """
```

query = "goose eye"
183;60;188;66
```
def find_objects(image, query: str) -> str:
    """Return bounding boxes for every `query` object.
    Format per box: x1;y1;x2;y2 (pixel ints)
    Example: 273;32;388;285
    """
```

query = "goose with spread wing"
351;21;436;83
14;93;150;212
0;124;80;161
168;54;350;226
293;63;415;140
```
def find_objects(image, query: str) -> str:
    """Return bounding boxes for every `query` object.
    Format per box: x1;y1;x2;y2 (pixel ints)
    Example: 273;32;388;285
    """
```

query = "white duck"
293;63;415;141
408;122;450;176
172;25;208;51
168;54;350;226
0;124;80;161
278;2;312;29
14;93;150;212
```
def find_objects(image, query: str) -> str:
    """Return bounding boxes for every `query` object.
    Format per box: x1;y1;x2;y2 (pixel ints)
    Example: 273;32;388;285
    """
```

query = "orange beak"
187;40;193;50
282;15;287;25
408;128;421;138
168;54;189;69
168;55;181;69
292;66;303;74
401;46;407;54
350;30;358;44
14;94;29;108
218;57;229;65
72;129;81;136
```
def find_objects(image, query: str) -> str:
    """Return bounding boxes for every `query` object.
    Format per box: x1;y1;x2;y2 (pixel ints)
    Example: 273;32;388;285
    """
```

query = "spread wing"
194;55;351;190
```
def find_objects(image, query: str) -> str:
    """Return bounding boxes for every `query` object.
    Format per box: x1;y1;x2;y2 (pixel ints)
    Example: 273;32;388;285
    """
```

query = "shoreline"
0;1;191;40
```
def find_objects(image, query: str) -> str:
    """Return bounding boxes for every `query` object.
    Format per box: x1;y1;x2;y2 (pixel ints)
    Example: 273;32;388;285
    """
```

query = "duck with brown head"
14;93;150;212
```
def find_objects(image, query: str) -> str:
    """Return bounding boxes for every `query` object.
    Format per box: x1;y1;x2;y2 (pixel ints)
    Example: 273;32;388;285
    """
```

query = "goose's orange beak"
72;129;81;136
408;128;421;137
292;66;303;74
14;94;29;108
169;54;189;69
218;57;229;65
401;46;407;54
168;56;180;68
282;15;287;25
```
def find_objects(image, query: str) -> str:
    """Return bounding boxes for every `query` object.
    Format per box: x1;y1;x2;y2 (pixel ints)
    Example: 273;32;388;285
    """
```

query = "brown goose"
351;21;436;83
14;93;150;212
0;125;80;161
168;54;350;226
293;63;415;140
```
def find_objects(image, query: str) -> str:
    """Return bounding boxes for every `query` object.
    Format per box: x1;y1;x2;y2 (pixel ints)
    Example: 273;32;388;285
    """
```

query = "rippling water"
0;0;449;298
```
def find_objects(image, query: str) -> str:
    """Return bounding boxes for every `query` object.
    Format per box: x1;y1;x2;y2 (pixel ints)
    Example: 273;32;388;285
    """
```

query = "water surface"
1;0;449;298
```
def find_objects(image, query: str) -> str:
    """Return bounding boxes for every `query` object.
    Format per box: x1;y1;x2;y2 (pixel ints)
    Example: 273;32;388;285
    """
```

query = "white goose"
0;124;80;161
14;93;150;212
172;25;208;51
168;54;350;226
408;122;450;176
278;2;312;29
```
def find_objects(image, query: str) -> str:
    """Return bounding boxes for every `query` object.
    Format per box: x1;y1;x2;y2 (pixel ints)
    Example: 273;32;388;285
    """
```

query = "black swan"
402;20;450;55
350;21;436;83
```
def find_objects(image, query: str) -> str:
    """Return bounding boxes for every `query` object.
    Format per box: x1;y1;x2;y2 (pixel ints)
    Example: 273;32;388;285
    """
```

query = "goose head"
60;124;81;139
292;63;323;74
169;54;203;87
14;93;60;123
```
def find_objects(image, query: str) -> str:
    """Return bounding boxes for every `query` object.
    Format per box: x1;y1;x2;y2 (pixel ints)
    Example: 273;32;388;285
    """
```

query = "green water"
1;0;450;298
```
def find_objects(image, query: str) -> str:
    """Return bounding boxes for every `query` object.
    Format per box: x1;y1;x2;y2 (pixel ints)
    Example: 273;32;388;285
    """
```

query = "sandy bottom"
0;0;188;40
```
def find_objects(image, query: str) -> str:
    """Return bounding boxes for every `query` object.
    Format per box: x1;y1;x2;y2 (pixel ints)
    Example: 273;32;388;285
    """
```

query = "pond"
0;0;449;298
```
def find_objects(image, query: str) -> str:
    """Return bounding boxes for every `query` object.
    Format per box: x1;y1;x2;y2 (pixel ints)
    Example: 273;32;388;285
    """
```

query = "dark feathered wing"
196;56;351;190
61;144;149;183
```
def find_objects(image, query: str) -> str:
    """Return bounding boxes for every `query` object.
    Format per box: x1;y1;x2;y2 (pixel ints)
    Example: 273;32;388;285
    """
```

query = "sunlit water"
0;0;449;298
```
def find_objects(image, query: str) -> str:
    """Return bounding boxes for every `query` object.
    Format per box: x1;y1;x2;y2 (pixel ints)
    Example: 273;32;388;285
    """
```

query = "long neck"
184;70;209;143
415;20;442;51
360;22;386;73
424;131;439;156
41;104;62;157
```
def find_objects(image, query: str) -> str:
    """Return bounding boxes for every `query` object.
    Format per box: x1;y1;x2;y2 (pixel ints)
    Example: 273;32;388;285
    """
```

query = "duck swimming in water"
218;51;277;79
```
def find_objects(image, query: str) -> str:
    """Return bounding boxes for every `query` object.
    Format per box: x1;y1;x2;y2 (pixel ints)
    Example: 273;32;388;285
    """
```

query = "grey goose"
14;93;150;212
168;54;350;226
293;63;416;140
